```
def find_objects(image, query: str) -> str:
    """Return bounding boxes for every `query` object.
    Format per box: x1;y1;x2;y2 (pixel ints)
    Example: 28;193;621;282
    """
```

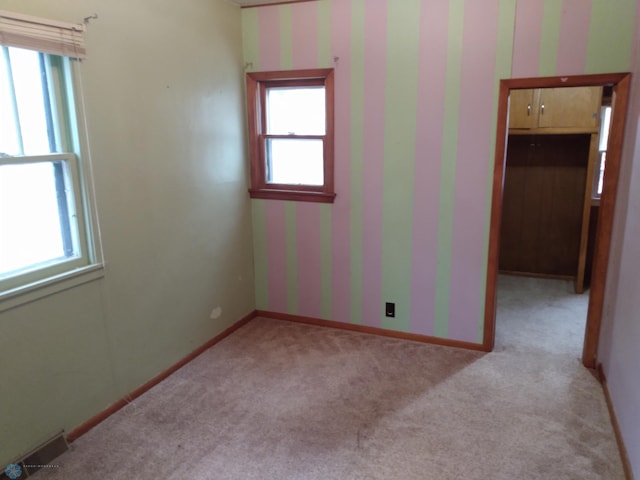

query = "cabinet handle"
527;104;531;116
541;103;545;115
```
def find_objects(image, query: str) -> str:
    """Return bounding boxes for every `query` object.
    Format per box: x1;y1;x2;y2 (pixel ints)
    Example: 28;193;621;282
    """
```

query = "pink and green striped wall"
242;0;638;345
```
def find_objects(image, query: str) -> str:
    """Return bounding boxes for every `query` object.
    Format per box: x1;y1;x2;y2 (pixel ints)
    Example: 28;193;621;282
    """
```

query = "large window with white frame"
0;11;100;301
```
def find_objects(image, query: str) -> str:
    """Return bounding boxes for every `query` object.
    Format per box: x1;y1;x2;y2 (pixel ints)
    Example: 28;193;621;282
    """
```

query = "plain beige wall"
0;0;254;466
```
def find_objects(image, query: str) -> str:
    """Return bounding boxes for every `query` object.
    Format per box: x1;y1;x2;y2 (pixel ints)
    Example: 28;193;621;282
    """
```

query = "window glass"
266;87;326;135
0;56;21;155
7;48;52;155
266;138;324;186
0;161;78;277
594;106;612;199
598;106;611;152
597;153;606;196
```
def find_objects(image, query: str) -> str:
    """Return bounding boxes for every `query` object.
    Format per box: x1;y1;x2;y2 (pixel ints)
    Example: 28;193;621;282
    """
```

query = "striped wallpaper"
242;0;638;344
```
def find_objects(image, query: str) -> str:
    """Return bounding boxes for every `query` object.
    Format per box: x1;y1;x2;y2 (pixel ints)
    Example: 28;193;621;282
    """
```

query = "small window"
246;69;335;203
0;44;97;297
593;106;611;200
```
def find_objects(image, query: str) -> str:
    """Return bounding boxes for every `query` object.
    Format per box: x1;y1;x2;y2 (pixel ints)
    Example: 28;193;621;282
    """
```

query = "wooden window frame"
246;68;335;203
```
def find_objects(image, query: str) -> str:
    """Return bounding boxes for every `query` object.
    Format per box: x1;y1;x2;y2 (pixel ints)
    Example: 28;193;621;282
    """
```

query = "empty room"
1;1;639;479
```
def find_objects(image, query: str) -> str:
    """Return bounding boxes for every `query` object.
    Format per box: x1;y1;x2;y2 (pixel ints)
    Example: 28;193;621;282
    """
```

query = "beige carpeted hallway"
33;276;624;479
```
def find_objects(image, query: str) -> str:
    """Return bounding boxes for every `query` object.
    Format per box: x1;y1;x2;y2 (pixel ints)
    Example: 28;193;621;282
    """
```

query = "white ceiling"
230;0;308;7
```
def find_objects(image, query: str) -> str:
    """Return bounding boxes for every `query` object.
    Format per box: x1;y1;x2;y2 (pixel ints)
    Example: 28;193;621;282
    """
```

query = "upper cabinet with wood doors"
509;86;603;134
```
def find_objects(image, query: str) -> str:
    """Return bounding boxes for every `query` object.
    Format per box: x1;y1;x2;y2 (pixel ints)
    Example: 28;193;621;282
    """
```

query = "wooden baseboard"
255;310;488;352
597;364;635;480
240;0;317;9
498;270;576;281
66;310;257;442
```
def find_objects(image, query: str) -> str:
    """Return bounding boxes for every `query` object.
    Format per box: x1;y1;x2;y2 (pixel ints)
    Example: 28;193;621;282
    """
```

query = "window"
246;69;335;203
1;12;100;302
593;105;612;200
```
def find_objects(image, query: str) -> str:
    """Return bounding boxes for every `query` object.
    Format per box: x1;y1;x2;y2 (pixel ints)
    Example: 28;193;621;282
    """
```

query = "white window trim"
1;154;88;287
0;264;104;313
0;18;104;311
0;153;105;312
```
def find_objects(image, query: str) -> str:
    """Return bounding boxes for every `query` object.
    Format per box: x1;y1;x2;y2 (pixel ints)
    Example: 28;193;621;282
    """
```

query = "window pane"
598;106;611;151
597;152;606;196
266;87;325;135
266;138;324;186
0;161;76;277
0;49;21;156
9;47;51;155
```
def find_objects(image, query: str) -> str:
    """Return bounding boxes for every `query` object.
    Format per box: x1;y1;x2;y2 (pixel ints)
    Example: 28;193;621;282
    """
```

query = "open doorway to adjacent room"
483;73;631;368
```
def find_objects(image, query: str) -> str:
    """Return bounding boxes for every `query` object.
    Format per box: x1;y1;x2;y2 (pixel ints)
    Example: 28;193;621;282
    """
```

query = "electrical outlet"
385;302;395;318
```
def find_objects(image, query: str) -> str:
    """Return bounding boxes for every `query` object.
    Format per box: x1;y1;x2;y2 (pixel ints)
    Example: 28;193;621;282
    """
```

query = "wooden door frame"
483;73;631;368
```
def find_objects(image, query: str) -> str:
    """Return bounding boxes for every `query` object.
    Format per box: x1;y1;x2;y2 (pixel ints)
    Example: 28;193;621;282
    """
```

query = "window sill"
249;188;336;203
0;263;105;313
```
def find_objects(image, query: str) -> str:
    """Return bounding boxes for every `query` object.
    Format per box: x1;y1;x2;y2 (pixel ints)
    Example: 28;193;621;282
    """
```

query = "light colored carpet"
32;276;624;479
495;274;589;357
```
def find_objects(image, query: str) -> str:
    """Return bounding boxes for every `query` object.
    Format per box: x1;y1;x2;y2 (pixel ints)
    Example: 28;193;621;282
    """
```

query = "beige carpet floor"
33;275;624;479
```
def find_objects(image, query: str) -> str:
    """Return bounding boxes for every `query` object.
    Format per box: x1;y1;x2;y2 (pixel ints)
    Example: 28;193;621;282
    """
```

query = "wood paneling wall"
500;134;591;277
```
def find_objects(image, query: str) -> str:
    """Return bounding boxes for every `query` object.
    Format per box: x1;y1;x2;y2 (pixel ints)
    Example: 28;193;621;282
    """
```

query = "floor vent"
2;431;68;478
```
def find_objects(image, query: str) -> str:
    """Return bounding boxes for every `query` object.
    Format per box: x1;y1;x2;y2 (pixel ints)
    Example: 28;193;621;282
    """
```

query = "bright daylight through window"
594;105;611;199
246;69;335;203
0;13;99;300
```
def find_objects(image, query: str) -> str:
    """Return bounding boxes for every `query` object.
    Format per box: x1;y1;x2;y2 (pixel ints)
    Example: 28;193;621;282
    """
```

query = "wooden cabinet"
509;86;602;132
509;89;539;129
502;86;604;292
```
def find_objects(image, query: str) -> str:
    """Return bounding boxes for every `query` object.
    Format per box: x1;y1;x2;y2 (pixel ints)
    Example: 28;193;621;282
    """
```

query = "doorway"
483;73;631;368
